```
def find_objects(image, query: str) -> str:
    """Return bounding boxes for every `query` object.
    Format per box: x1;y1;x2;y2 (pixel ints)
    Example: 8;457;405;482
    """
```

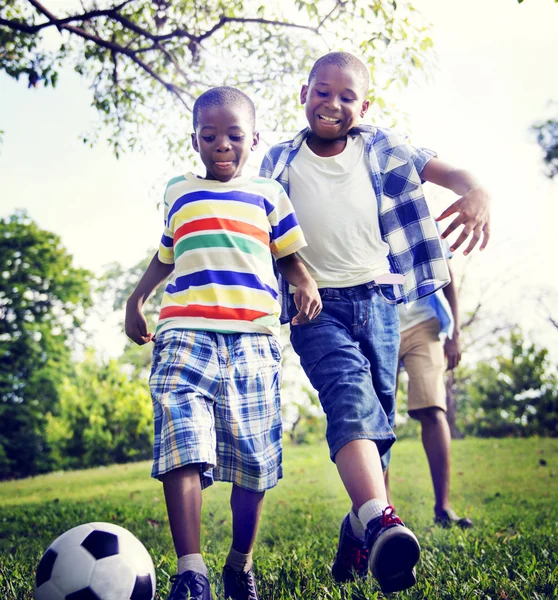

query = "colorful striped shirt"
156;172;306;337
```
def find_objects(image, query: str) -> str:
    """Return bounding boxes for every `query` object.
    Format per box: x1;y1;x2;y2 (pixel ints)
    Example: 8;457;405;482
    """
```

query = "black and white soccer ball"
34;522;156;600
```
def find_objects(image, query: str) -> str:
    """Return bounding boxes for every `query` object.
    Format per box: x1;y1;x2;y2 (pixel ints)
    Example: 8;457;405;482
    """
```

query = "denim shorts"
288;282;400;470
149;329;283;491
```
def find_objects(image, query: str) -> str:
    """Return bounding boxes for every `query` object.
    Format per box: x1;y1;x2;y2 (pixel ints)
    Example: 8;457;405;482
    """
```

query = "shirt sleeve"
408;144;437;183
266;181;306;260
259;149;274;178
157;192;174;265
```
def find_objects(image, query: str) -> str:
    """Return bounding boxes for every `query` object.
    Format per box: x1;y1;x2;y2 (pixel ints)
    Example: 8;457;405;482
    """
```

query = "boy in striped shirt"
125;87;321;600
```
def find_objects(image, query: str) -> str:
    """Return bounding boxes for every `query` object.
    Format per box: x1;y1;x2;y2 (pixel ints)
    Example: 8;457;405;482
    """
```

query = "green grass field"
1;438;557;599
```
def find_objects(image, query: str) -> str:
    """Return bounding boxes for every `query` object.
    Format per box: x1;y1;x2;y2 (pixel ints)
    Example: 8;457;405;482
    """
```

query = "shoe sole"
369;527;420;594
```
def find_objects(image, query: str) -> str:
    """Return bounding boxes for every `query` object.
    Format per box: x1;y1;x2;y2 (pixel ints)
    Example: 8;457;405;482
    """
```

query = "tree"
45;351;153;470
532;112;558;180
0;211;93;478
100;249;165;377
1;0;434;159
455;329;558;438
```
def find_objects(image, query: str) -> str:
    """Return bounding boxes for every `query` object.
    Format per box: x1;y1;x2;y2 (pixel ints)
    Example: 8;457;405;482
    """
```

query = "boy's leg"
335;439;388;507
162;464;204;558
289;286;419;593
230;485;265;555
214;333;283;600
150;329;222;600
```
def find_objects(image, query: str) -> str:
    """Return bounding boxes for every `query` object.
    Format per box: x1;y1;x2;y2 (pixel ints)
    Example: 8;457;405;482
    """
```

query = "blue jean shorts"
149;329;283;491
288;282;400;470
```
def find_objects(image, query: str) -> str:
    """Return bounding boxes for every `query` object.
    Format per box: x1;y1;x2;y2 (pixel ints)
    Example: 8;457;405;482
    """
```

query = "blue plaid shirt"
260;125;450;322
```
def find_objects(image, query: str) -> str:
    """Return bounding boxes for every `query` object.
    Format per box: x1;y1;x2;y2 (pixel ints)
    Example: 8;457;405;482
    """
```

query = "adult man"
393;262;473;528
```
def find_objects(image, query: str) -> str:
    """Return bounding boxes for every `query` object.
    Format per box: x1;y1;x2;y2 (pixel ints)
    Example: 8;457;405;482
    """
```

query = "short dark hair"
308;52;370;95
193;86;256;130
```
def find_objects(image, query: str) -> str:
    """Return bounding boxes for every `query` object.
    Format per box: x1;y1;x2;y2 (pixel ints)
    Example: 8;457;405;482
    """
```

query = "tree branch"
22;0;191;109
1;1;133;33
196;15;319;43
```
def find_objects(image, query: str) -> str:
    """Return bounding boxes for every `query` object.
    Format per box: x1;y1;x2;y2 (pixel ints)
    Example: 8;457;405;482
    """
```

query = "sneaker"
366;506;421;594
434;508;473;529
222;565;259;600
167;571;213;600
331;514;370;583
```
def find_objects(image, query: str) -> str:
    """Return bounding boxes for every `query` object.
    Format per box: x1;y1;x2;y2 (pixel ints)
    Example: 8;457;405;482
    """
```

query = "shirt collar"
289;124;378;149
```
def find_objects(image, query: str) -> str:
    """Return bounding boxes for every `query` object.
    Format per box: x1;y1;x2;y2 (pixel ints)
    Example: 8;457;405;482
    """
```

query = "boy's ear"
191;132;199;153
360;99;370;118
251;131;260;151
300;84;308;105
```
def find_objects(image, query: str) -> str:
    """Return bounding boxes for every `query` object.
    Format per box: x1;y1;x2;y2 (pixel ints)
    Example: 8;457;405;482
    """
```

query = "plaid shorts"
149;328;283;491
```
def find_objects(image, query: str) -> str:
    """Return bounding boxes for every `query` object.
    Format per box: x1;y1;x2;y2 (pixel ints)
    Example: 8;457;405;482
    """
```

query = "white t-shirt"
398;297;438;333
288;136;391;289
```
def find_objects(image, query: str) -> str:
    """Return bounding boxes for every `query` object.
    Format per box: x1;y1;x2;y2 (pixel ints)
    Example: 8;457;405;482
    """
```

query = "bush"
46;352;153;470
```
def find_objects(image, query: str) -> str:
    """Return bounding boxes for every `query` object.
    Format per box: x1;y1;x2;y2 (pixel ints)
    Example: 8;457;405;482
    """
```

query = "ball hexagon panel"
49;545;96;596
89;554;135;599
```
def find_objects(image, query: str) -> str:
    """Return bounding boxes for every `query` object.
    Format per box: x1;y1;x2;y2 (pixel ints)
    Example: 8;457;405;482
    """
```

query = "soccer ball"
34;522;156;600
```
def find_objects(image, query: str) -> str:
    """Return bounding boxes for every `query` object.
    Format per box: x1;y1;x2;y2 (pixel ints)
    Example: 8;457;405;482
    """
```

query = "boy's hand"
436;186;491;255
292;279;322;326
125;304;153;345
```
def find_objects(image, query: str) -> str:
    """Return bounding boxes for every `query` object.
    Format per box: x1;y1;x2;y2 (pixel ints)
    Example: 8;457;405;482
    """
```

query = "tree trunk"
446;371;464;439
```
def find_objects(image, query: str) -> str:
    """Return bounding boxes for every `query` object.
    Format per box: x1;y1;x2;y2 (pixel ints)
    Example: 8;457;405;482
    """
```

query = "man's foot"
223;565;259;600
167;571;213;600
435;508;473;529
366;506;421;594
331;514;370;583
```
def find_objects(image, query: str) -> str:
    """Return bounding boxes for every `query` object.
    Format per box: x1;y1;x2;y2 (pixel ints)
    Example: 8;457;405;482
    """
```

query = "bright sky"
1;0;557;359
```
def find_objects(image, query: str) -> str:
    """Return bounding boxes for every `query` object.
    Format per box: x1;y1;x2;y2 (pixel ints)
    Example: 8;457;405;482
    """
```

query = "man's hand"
125;303;153;345
292;279;322;326
444;334;461;371
436;186;491;255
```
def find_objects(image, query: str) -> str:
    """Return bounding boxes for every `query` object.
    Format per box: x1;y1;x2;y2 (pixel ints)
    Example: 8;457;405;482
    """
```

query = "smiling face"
301;63;370;143
191;104;259;182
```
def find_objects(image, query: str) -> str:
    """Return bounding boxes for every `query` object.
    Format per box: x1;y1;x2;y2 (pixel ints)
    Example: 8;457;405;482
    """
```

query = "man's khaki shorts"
399;317;447;412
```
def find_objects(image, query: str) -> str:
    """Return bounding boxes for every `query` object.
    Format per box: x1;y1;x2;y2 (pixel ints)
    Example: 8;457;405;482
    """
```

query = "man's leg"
409;407;451;513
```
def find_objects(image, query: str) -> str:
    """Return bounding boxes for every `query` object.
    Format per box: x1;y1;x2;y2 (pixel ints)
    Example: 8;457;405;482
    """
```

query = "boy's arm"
441;263;461;370
125;252;174;345
421;158;491;255
275;254;321;325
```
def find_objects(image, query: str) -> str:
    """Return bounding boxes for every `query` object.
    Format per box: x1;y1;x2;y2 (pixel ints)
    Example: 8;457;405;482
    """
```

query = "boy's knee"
409;406;446;425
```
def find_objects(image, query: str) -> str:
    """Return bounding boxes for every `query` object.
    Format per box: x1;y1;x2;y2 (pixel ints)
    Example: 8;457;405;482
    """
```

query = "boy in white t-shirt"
260;52;490;594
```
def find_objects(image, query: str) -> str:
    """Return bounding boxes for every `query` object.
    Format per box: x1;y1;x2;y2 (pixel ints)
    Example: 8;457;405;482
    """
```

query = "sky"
1;0;557;361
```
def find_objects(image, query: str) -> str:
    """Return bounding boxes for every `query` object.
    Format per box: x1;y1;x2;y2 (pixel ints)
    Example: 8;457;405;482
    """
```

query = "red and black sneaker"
366;506;421;594
331;514;370;583
222;565;259;600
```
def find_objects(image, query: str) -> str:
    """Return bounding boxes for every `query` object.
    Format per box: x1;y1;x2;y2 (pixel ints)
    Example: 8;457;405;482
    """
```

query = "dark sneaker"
366;506;421;594
168;571;213;600
222;565;259;600
331;514;370;583
435;508;473;529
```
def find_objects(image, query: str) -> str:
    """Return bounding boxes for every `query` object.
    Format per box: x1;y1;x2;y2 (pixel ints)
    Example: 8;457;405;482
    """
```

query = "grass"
1;437;557;599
